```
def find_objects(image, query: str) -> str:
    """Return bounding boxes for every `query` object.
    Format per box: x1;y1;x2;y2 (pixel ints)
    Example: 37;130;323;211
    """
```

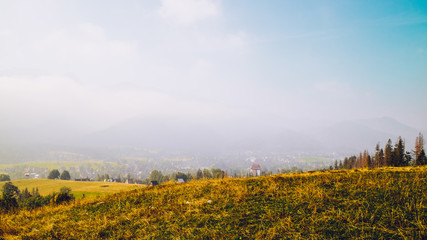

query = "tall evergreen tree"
415;132;424;160
415;149;427;166
358;152;363;168
343;157;349;169
378;149;384;167
384;139;393;167
362;150;372;168
393;137;406;166
374;143;380;167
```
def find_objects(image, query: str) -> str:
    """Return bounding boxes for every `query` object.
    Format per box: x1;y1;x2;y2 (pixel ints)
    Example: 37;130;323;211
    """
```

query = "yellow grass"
0;166;426;239
0;179;141;199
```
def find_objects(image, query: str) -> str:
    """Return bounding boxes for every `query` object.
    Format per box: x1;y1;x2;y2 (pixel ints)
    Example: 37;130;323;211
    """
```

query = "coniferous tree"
393;137;405;166
374;143;380;167
19;187;31;201
415;132;424;160
384;139;393;167
378;149;385;167
362;150;372;168
31;187;40;197
404;151;412;166
349;156;357;169
415;149;427;166
343;157;349;169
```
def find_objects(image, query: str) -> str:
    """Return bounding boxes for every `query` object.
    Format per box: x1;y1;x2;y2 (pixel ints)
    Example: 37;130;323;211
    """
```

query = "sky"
0;0;426;143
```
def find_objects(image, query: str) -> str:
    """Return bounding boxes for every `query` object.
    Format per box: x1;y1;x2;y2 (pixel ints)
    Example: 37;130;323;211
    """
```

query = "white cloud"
34;23;137;64
158;0;220;25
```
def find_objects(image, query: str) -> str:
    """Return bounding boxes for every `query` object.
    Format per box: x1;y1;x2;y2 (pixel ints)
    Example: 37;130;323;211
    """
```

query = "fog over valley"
1;0;426;178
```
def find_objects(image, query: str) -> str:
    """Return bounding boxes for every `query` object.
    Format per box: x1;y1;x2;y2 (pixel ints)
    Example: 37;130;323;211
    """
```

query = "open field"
0;179;141;199
1;166;426;239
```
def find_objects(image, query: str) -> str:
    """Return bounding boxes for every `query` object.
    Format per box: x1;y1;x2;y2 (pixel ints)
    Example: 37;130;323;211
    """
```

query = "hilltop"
1;166;426;239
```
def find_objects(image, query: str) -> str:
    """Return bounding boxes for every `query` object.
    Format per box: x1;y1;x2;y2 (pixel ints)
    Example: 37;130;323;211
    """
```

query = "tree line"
0;182;74;213
331;133;427;170
47;169;71;180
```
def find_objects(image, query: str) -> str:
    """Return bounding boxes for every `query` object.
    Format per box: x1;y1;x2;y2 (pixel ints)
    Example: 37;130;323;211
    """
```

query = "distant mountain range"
309;117;423;153
76;116;425;155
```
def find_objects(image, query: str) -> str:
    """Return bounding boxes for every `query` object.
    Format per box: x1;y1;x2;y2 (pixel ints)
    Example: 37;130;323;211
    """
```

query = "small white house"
250;163;261;177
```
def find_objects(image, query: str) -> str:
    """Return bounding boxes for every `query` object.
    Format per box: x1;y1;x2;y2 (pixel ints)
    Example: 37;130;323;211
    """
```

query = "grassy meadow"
0;179;140;199
0;166;426;239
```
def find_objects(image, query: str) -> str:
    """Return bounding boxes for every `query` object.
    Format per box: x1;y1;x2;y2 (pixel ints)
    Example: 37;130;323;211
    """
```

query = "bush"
0;173;11;181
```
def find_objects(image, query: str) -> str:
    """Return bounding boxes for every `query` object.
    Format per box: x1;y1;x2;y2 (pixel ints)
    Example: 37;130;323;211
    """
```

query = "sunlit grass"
0;179;140;199
1;166;426;239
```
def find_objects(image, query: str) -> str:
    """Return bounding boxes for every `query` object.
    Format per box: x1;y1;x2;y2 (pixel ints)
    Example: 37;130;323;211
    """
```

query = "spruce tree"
384;139;393;167
415;149;427;166
374;143;380;167
393;137;405;166
378;149;385;167
415;132;424;160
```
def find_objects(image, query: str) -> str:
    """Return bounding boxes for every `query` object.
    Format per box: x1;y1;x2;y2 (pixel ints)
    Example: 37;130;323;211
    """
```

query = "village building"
250;163;261;177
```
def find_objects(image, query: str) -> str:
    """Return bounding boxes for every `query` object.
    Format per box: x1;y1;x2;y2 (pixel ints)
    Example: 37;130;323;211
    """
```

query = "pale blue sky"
0;0;426;140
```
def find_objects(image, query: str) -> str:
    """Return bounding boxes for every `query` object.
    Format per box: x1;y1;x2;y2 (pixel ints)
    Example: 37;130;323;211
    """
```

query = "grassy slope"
0;179;140;199
1;166;426;239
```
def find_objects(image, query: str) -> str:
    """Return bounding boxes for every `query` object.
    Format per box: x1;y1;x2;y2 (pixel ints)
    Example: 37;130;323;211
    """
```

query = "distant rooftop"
250;163;261;170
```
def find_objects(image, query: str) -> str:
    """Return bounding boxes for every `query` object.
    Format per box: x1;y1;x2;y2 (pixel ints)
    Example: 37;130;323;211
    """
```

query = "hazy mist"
1;1;426;161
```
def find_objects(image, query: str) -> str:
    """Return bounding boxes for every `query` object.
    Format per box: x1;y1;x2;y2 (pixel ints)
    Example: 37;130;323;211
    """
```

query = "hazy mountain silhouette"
310;117;424;152
0;116;424;163
78;115;322;154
